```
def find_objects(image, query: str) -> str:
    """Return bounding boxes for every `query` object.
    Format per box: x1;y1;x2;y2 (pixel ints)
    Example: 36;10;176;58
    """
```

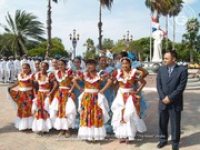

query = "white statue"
152;24;164;62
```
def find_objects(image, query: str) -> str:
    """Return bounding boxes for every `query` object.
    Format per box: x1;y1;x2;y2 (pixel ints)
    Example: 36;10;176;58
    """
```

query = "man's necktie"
168;67;172;77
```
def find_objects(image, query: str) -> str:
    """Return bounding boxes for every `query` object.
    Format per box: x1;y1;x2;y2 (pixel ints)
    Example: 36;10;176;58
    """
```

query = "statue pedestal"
141;62;162;89
152;58;162;63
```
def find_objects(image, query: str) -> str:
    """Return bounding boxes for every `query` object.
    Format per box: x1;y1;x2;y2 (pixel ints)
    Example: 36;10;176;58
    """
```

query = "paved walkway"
0;83;200;150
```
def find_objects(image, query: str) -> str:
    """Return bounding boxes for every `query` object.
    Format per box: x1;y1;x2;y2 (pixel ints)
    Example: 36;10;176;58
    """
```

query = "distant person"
6;56;15;83
49;58;59;73
0;57;7;83
14;56;22;80
34;59;41;73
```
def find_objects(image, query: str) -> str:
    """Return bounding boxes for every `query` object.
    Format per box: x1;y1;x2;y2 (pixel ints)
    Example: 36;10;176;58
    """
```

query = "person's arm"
156;69;165;100
137;67;149;78
31;80;37;98
8;82;19;92
48;80;58;98
72;77;84;92
111;80;119;91
68;84;75;94
168;68;188;103
99;79;112;94
135;78;146;94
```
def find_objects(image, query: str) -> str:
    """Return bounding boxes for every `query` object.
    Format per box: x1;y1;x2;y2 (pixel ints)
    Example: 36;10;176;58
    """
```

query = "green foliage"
182;18;200;62
111;37;152;61
102;38;115;50
168;0;184;17
100;0;113;9
110;40;127;54
0;10;45;56
28;38;68;58
83;38;95;51
145;0;173;20
83;49;97;60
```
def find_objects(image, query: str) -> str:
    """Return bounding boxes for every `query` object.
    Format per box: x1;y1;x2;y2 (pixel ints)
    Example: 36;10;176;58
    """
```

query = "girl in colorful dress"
98;56;115;134
116;51;150;119
32;62;58;134
111;57;147;143
51;59;76;137
72;57;86;129
72;59;112;141
8;63;35;130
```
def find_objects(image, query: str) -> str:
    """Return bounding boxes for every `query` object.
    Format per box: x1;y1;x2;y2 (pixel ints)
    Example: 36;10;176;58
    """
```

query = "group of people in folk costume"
7;51;150;143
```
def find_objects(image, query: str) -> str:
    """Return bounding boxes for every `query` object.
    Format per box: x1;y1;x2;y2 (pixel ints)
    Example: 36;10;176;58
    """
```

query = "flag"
151;17;159;32
151;17;167;36
160;29;168;36
151;17;158;23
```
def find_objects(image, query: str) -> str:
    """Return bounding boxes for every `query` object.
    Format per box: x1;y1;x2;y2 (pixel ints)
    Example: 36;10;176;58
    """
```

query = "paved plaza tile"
0;83;200;150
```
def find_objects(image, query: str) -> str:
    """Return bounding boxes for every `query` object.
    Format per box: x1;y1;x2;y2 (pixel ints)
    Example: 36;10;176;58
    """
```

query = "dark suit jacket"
157;64;188;111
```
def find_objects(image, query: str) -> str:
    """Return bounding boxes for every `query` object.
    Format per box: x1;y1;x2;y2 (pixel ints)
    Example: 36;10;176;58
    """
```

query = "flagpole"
165;15;169;50
150;11;152;62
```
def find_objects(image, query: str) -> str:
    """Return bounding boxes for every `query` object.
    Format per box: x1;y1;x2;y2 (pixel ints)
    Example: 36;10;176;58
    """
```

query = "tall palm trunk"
46;0;52;57
173;16;176;50
98;3;102;50
190;41;194;63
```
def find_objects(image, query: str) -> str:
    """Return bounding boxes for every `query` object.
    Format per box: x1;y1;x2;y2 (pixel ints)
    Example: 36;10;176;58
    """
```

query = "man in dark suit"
156;50;188;150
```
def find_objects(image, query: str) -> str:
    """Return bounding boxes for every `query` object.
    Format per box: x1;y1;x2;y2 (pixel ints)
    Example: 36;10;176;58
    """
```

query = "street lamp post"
67;48;73;59
123;30;133;51
69;29;79;59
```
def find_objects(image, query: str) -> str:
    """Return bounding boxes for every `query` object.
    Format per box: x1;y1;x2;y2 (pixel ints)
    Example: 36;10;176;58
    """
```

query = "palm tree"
169;0;184;49
46;0;59;57
83;38;96;59
102;38;114;49
182;18;200;63
145;0;172;21
0;10;45;56
98;0;113;50
145;0;172;51
83;38;95;51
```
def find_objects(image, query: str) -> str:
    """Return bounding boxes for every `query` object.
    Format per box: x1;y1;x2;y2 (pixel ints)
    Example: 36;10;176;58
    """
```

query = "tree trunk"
190;42;194;63
173;16;176;50
98;2;102;50
46;0;52;57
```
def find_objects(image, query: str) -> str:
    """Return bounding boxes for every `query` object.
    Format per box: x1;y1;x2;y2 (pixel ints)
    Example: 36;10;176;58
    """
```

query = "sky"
0;0;200;56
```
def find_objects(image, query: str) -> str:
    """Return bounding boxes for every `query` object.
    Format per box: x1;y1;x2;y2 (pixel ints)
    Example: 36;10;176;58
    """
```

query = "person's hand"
113;80;117;84
79;88;84;92
99;90;104;94
68;90;72;94
162;96;170;105
130;89;138;95
68;90;72;96
47;92;52;98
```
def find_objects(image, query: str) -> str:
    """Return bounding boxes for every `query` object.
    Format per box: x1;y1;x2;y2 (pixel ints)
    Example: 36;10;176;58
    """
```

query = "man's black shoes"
157;141;168;149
